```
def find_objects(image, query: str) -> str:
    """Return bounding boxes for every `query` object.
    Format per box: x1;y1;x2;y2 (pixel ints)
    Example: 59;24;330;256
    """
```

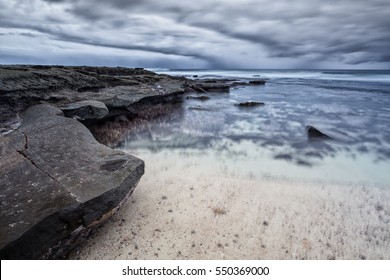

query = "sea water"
118;69;390;187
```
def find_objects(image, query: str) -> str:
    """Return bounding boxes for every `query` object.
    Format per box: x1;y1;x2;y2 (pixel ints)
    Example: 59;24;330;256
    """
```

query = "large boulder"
0;104;144;259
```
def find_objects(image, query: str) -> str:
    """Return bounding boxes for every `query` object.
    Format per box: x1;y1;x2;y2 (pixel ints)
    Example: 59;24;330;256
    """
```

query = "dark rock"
0;65;187;132
230;81;249;87
61;100;109;121
248;80;266;85
194;82;230;93
183;84;208;93
0;104;144;259
230;80;267;87
306;125;332;140
235;101;265;107
192;75;198;78
186;95;210;101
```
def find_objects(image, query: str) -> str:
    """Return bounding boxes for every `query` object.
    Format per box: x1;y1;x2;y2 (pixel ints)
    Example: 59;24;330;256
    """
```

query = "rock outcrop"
306;125;332;140
0;104;144;259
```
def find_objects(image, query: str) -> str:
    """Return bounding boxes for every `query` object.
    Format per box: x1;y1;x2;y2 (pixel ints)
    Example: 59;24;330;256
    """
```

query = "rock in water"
186;95;210;101
194;82;230;93
248;80;266;85
235;101;265;107
306;125;332;139
0;104;144;259
60;100;109;121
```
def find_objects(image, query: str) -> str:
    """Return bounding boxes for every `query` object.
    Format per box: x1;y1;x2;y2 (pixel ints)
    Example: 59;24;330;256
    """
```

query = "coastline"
1;65;389;260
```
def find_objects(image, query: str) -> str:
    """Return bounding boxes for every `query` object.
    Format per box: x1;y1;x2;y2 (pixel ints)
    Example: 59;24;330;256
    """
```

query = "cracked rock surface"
0;104;144;259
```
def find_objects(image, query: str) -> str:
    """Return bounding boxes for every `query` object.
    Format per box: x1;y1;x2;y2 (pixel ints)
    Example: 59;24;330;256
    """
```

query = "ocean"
118;69;390;187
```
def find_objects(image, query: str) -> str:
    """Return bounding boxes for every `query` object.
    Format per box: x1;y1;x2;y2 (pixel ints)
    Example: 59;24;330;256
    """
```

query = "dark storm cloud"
1;0;390;68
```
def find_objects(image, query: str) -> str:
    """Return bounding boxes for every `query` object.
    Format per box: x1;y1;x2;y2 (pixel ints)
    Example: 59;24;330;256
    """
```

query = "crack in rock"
15;132;81;203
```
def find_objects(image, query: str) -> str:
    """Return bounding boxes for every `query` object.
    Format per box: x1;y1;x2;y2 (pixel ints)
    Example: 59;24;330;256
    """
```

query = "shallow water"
118;70;390;187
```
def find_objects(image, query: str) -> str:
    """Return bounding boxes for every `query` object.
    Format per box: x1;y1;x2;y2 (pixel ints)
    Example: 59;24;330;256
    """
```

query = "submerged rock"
0;104;144;259
248;80;266;85
60;100;109;121
186;95;210;101
235;101;265;107
230;80;267;87
306;125;332;140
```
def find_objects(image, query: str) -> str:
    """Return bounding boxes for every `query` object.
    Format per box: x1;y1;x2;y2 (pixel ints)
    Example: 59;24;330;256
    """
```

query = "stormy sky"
1;0;389;69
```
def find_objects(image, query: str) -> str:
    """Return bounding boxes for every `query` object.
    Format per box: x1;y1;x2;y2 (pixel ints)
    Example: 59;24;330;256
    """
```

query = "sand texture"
69;152;390;260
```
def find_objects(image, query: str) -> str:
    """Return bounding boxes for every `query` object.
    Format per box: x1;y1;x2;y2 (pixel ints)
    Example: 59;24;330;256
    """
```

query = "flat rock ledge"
0;104;144;259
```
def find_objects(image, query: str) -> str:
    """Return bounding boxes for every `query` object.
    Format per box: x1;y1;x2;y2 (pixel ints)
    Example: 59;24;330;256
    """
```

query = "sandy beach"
69;151;390;260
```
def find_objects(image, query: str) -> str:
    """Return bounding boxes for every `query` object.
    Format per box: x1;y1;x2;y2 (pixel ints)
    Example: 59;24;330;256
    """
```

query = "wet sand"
68;150;390;260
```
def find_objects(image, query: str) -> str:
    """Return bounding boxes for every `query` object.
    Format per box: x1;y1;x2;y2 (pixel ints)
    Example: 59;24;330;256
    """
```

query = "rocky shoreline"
0;65;265;259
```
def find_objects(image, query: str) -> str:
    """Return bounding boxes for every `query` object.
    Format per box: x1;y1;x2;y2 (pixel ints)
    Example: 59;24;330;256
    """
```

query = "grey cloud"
0;32;38;37
55;33;216;62
1;0;390;68
0;17;221;67
66;0;390;65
